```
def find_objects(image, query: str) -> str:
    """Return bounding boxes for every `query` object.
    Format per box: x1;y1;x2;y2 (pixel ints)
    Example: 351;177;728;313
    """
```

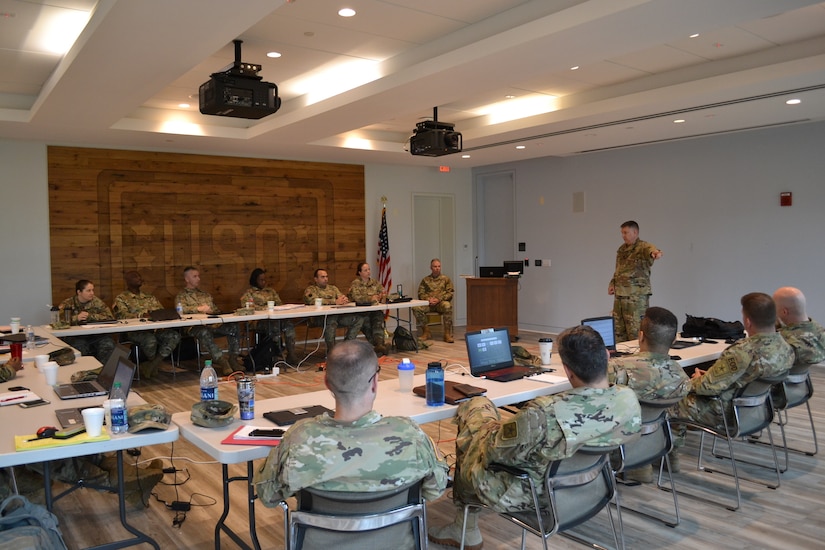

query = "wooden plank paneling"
48;147;365;308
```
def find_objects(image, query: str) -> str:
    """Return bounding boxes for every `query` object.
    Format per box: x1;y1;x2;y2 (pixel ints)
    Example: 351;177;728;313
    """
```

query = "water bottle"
110;382;129;435
25;325;36;351
200;359;219;401
397;358;415;392
176;301;184;317
425;361;445;406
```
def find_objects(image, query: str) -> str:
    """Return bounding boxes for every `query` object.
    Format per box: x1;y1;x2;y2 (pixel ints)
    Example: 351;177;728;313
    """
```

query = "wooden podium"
466;277;518;338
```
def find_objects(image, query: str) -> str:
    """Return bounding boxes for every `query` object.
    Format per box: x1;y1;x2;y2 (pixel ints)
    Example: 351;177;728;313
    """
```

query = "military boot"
140;355;163;379
213;355;234;376
444;316;455;343
420;325;433;341
429;508;483;550
284;335;299;364
373;334;388;357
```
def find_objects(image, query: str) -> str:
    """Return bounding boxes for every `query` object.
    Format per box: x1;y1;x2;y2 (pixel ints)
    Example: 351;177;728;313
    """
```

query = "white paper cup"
539;338;553;366
314;298;323;308
267;300;275;311
42;362;59;386
81;407;106;437
34;355;49;371
9;317;20;334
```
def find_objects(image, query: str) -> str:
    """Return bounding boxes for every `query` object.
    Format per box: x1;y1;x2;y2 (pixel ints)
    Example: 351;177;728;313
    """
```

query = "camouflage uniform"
303;283;364;352
112;290;181;361
0;362;18;383
348;277;385;346
452;388;641;511
241;286;297;361
57;295;116;364
671;332;793;434
778;318;825;374
175;287;240;359
610;239;659;342
413;274;454;339
608;351;691;401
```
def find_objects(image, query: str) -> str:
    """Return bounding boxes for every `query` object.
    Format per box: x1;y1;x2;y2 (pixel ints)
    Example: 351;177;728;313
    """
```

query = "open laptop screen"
581;316;616;351
465;327;514;376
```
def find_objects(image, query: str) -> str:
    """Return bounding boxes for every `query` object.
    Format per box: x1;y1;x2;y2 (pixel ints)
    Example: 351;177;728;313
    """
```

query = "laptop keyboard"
71;382;102;394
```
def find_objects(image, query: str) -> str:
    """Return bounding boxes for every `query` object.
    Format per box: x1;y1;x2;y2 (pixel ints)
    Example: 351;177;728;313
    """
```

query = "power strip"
255;368;279;380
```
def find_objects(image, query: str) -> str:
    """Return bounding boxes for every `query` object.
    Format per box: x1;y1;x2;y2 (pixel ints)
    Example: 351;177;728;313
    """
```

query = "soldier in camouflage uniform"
175;266;239;375
608;306;689;482
255;340;448;548
241;268;298;364
0;357;23;383
429;325;641;550
58;280;116;364
773;287;825;372
347;262;388;356
303;268;364;355
671;293;793;447
608;221;663;342
413;258;455;343
112;271;181;378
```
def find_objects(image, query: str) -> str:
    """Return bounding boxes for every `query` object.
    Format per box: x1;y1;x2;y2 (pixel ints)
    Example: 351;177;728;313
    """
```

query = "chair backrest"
773;368;813;410
730;376;782;438
544;446;617;534
620;398;681;471
288;480;425;550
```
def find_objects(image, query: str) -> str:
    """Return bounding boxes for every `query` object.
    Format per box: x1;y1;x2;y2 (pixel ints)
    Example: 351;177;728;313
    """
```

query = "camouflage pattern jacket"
417;274;454;303
240;287;283;310
610;239;658;296
453;387;641;511
58;296;114;324
608;351;691;401
175;287;218;314
303;284;344;305
347;277;383;303
778;318;825;371
112;290;164;319
254;410;449;505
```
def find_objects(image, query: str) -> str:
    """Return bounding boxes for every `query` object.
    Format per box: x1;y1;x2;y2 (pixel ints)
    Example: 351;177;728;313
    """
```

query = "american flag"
377;206;392;295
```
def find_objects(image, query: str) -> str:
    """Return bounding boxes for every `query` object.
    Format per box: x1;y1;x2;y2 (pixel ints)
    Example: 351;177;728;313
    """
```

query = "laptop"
580;316;627;357
479;266;506;278
54;354;137;428
263;405;334;426
148;308;181;322
52;344;129;400
465;327;540;382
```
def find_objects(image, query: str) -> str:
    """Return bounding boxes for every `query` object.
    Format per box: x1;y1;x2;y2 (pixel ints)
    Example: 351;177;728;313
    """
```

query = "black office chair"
287;479;427;550
459;446;625;550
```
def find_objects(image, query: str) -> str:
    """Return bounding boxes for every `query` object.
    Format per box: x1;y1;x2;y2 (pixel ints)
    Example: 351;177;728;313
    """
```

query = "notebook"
54;354;136;428
52;344;129;400
465;327;540;382
263;405;334;426
581;316;628;357
148;308;181;321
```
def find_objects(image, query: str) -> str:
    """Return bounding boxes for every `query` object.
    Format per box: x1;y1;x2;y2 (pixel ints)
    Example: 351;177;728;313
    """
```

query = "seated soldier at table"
607;306;690;482
773;286;825;372
112;270;181;378
240;268;298;364
58;279;116;364
347;262;387;356
303;268;364;356
0;357;23;383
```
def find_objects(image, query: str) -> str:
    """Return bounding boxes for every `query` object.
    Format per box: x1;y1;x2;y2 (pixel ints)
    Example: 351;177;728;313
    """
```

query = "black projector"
199;73;281;120
410;120;462;157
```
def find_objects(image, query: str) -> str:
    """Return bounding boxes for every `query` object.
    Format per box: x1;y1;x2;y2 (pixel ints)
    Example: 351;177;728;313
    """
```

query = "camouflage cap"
191;400;237;428
49;347;76;366
127;404;171;433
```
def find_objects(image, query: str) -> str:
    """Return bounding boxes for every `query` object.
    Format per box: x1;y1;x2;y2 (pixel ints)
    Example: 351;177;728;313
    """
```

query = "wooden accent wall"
48;147;365;311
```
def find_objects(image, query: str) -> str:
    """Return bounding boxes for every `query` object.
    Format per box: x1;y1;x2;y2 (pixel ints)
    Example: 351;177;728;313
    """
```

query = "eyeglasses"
368;365;381;384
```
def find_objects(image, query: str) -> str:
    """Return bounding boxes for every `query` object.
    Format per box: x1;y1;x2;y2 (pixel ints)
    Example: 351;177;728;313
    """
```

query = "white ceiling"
1;0;824;167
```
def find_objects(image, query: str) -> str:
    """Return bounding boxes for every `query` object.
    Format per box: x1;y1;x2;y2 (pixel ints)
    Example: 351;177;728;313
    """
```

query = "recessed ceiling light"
178;103;190;109
689;33;699;38
570;66;579;71
505;95;515;99
461;154;471;159
673;119;685;124
516;145;526;150
338;8;356;17
786;98;801;105
267;51;282;58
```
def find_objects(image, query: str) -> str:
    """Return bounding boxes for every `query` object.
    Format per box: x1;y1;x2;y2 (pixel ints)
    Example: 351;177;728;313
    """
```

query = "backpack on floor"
0;494;68;550
244;334;281;372
392;326;419;351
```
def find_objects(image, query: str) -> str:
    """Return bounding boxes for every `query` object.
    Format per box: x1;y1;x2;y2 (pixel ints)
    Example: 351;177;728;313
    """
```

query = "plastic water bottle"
110;382;129;435
425;361;445;406
200;359;218;401
176;301;184;317
25;325;36;351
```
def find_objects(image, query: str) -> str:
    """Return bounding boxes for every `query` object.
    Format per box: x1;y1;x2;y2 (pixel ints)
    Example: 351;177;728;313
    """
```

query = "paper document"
0;391;42;405
527;373;569;385
273;304;305;311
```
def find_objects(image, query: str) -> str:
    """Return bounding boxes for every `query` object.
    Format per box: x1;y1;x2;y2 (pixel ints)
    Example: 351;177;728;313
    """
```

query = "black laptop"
148;308;181;322
54;354;137;428
466;327;539;382
263;405;334;426
581;316;627;357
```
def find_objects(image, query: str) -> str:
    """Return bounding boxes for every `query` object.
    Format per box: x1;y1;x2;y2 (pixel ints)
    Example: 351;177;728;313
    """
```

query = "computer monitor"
479;266;506;278
503;260;524;275
581;316;617;351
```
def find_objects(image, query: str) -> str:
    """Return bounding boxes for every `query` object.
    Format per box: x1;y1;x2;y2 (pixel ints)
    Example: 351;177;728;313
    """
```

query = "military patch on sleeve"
501;421;518;440
726;356;738;372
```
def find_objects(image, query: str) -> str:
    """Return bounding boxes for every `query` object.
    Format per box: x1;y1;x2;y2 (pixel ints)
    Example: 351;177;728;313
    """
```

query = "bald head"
774;286;808;325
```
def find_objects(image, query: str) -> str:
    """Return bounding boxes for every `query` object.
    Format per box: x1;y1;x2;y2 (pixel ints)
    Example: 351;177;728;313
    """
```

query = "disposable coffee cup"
81;407;105;437
267;300;275;311
42;362;59;386
539;338;553;366
9;317;20;334
34;354;49;372
314;298;323;308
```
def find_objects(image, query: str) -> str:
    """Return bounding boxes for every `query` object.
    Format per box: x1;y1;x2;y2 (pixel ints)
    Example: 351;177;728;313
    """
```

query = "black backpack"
244;334;281;372
392;326;419;351
681;314;745;340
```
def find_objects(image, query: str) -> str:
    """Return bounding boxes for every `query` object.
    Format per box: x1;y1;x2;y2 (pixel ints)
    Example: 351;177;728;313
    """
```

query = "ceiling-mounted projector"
409;107;462;157
199;39;281;120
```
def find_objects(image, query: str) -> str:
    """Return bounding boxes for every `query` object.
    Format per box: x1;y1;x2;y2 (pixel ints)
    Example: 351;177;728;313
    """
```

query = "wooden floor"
41;329;825;549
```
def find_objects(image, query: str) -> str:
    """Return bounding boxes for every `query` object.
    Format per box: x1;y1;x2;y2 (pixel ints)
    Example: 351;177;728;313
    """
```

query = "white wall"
0;141;51;326
475;121;825;334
